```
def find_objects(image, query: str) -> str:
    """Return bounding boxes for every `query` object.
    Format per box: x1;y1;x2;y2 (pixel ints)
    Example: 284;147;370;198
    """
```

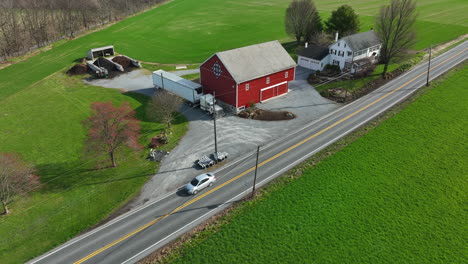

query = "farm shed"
87;45;115;60
200;40;296;112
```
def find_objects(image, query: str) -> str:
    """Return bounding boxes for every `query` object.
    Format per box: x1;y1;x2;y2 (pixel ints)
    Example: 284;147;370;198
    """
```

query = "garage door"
277;83;288;95
260;86;276;101
299;57;311;69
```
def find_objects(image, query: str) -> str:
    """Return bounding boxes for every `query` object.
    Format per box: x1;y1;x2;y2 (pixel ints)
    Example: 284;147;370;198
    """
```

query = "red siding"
237;67;295;108
200;55;237;107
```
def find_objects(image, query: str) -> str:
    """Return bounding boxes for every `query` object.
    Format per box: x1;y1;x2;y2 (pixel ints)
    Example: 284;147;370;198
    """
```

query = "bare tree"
0;153;40;215
83;101;141;168
146;90;183;130
285;0;321;44
375;0;417;76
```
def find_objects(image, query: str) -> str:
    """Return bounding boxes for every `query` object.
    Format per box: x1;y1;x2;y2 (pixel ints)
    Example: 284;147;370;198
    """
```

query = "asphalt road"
29;41;467;264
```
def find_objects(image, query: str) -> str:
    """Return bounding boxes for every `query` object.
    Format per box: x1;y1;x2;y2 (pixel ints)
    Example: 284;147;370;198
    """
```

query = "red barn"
200;41;296;112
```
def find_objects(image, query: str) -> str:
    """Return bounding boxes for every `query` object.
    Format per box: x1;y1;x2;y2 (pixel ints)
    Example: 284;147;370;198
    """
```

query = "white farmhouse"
299;30;382;73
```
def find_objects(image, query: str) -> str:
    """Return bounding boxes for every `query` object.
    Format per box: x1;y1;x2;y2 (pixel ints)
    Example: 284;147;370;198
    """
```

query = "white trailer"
152;70;202;104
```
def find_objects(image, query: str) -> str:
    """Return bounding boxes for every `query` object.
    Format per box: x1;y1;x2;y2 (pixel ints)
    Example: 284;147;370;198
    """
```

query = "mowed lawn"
0;0;466;100
0;73;188;264
170;66;468;264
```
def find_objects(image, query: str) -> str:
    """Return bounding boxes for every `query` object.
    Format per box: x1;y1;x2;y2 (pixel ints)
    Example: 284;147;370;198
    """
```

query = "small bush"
324;64;341;73
320;90;330;97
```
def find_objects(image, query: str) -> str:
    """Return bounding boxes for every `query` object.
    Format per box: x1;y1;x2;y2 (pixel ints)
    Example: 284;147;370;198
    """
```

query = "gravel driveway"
85;67;340;207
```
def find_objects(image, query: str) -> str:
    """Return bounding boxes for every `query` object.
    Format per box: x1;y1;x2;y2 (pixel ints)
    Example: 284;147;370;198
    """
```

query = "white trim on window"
266;77;270;84
285;71;289;78
245;83;250;91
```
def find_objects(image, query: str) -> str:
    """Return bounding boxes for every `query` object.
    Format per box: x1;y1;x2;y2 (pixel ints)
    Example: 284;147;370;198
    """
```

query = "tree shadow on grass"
36;154;150;192
36;160;100;192
122;91;151;122
282;41;300;54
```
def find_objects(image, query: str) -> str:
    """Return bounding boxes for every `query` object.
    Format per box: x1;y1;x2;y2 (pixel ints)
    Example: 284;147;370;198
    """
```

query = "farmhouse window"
344;44;347;48
266;77;270;84
338;42;340;46
285;71;289;78
245;83;250;91
348;51;352;56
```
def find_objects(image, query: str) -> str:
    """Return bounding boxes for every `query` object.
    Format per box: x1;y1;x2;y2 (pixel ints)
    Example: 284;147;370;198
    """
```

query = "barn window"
245;83;250;91
285;71;289;78
266;77;270;84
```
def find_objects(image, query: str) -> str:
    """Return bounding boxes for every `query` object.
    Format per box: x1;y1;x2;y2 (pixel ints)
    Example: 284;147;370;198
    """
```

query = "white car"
185;173;216;195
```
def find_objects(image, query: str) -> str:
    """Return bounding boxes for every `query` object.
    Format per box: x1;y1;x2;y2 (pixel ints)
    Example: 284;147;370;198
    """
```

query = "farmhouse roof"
298;44;329;61
214;40;297;83
341;30;381;52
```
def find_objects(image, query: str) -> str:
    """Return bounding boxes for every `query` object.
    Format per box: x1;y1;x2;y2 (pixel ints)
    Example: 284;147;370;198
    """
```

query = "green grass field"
0;1;466;262
167;65;467;263
0;0;466;101
0;73;188;264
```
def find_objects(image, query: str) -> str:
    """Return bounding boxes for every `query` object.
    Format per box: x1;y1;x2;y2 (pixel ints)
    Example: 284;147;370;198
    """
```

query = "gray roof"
298;44;329;61
342;30;381;52
214;40;296;83
153;70;201;90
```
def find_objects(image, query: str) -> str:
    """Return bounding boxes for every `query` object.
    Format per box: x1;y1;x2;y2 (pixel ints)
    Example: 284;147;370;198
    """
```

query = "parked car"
185;173;216;195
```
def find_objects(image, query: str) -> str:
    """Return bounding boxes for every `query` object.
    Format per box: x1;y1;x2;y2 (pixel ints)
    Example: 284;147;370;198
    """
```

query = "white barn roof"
153;70;201;90
213;40;296;83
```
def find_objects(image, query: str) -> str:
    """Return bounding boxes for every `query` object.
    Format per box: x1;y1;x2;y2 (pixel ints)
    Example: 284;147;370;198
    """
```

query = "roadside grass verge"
0;72;188;264
141;63;200;73
152;65;467;264
180;73;200;81
1;0;466;101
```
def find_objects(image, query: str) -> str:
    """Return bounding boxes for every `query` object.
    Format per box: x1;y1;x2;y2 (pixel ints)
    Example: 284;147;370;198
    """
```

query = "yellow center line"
74;47;466;264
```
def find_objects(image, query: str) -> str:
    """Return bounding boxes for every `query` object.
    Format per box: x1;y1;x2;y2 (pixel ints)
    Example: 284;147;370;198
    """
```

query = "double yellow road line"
74;47;466;264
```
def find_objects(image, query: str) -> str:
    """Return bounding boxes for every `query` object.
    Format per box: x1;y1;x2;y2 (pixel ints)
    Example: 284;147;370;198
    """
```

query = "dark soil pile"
112;56;132;68
239;108;296;121
67;63;88;75
94;57;115;72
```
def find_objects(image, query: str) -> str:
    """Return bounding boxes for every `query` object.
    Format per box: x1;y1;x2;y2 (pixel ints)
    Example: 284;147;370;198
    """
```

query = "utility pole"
426;45;432;87
345;73;350;103
252;145;260;197
160;72;164;89
213;92;218;160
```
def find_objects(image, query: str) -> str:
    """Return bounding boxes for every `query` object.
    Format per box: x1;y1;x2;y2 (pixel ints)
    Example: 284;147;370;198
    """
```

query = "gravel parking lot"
85;67;340;207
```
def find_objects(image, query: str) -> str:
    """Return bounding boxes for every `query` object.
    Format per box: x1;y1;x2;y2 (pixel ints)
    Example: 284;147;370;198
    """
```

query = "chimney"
335;32;339;42
305;42;308;48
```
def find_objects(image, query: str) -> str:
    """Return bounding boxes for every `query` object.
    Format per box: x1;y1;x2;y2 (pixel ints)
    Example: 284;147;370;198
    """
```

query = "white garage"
297;43;330;72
